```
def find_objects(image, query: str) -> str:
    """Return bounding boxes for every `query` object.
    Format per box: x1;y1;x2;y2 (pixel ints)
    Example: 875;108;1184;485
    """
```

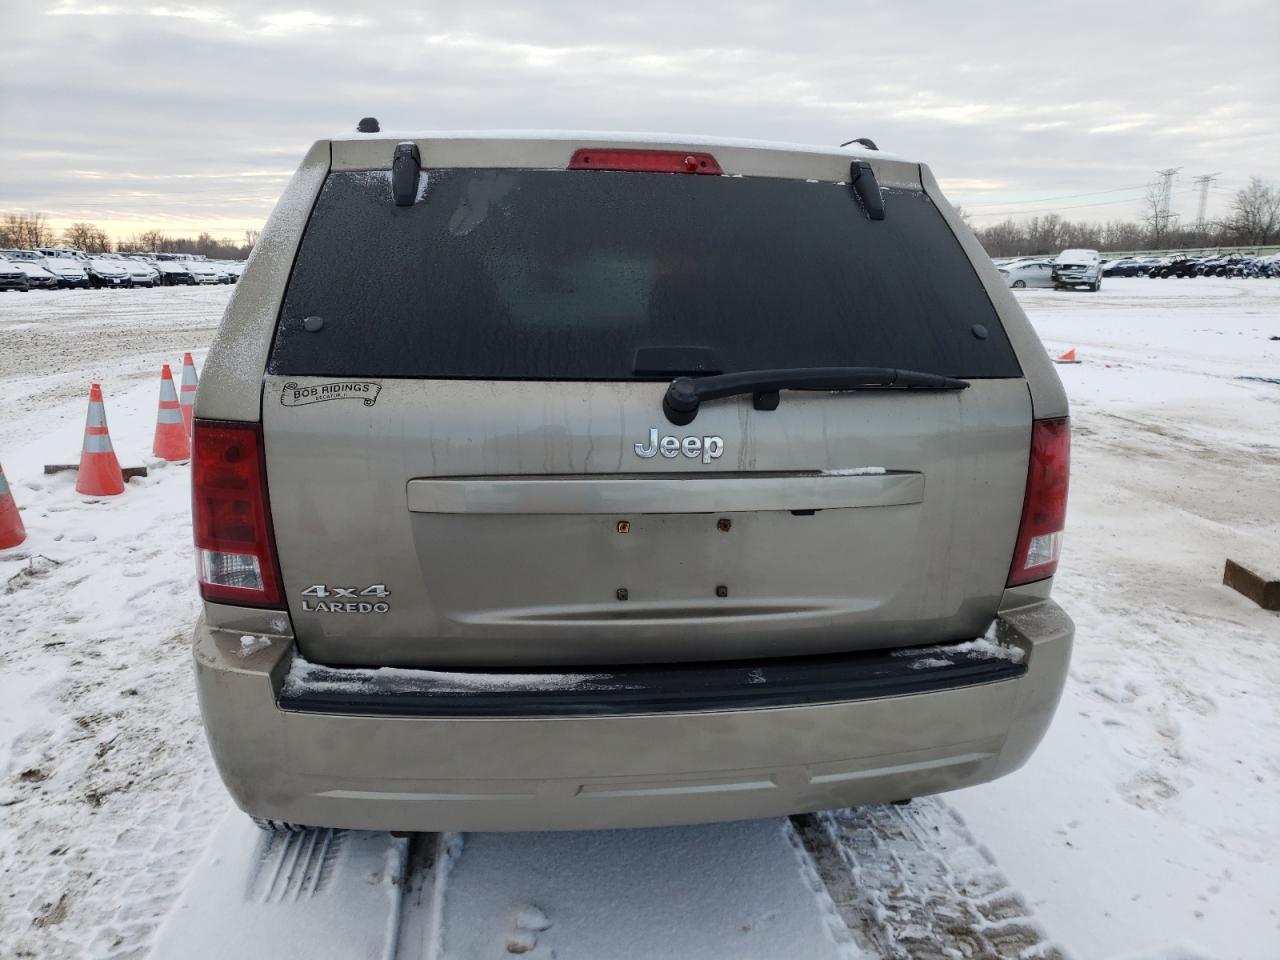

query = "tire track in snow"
792;800;1066;959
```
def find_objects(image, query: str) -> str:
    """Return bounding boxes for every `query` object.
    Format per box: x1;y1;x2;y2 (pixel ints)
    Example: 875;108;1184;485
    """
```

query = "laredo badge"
300;583;390;614
281;381;381;407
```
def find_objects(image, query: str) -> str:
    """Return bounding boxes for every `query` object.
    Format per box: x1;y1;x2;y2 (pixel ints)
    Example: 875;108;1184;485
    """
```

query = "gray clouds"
2;0;1277;237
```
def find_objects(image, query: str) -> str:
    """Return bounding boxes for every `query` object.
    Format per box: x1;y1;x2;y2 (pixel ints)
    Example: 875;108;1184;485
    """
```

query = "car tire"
1012;280;1026;288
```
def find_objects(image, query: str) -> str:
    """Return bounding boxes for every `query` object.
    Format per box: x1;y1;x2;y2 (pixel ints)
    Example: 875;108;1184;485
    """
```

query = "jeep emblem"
634;428;724;464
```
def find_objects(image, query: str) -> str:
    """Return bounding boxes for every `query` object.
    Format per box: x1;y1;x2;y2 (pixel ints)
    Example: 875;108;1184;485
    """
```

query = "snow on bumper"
192;603;1073;832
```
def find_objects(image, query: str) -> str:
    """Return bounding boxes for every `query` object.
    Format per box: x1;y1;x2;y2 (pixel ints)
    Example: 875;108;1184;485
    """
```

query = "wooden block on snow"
1223;559;1280;611
43;463;149;480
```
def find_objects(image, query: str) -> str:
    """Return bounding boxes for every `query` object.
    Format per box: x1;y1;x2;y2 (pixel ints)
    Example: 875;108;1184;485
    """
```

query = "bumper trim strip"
276;640;1027;719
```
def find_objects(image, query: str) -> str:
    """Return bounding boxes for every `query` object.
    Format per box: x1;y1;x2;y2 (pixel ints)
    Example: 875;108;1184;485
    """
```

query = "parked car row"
0;247;245;291
994;251;1280;286
995;249;1104;291
1135;253;1280;279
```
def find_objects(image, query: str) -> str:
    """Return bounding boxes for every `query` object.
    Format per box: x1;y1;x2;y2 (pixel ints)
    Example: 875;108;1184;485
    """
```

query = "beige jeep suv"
190;130;1073;832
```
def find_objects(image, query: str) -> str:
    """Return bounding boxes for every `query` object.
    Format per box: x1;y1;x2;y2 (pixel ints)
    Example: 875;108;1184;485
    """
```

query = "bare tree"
1141;181;1179;248
1223;177;1280;246
62;222;113;253
0;212;57;249
243;228;260;248
138;229;170;252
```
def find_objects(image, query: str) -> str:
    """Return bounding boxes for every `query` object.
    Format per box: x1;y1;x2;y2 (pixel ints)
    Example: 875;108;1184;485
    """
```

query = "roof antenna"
840;137;878;151
357;117;380;133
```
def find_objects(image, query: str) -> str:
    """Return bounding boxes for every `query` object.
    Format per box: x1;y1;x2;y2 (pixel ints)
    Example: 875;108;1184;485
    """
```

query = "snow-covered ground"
952;280;1280;960
1;279;1277;959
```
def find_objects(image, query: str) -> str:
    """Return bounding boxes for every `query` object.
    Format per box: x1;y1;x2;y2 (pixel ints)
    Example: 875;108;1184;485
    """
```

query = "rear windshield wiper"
662;366;970;425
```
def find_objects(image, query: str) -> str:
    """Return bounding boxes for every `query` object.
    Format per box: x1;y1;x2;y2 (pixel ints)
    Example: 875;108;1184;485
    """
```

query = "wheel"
1090;281;1099;292
251;817;315;834
1012;280;1026;288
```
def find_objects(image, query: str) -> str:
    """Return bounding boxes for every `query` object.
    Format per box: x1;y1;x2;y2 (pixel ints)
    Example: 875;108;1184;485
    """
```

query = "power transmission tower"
1192;173;1221;232
1155;168;1181;235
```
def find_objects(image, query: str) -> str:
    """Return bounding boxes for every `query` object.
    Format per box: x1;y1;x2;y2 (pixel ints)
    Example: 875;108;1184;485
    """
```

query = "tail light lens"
1007;417;1070;587
568;148;723;175
192;418;284;608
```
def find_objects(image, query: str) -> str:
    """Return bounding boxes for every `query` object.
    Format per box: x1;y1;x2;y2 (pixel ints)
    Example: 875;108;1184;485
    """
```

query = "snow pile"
822;466;887;476
281;652;608;697
238;634;273;657
892;625;1027;665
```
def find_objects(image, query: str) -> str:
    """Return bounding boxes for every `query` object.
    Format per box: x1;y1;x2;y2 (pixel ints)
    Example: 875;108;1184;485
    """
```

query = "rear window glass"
269;168;1021;380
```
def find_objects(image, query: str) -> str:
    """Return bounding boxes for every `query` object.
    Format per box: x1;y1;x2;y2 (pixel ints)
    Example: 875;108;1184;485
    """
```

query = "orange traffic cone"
76;384;126;496
0;462;27;549
1054;348;1081;364
179;352;198;435
153;364;191;461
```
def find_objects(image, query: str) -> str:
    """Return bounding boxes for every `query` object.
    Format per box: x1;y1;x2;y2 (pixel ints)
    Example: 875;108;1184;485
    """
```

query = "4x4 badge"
634;428;724;464
281;381;381;407
300;583;390;614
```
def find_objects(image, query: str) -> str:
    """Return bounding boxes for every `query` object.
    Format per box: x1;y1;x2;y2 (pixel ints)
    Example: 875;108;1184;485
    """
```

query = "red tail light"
192;418;284;608
1007;417;1070;587
568;148;723;175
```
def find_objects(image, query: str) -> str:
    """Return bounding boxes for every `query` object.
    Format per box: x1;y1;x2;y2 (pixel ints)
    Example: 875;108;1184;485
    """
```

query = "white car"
186;258;223;284
38;257;91;288
1052;249;1103;291
998;260;1056;289
100;253;159;287
214;260;244;283
12;260;60;290
122;259;161;287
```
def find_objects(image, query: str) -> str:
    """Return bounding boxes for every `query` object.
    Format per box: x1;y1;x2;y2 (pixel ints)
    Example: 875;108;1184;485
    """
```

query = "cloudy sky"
1;0;1277;241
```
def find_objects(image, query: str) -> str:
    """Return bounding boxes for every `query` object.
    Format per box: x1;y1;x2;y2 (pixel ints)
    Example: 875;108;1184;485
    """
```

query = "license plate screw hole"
717;518;731;532
715;585;728;598
616;520;631;534
616;587;629;601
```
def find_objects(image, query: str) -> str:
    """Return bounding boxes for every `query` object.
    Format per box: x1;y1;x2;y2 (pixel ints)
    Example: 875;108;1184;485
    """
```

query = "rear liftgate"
261;145;1034;668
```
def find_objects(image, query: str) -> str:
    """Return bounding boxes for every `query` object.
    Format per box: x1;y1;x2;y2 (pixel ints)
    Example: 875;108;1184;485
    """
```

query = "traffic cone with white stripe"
153;364;191;461
76;384;126;496
0;462;26;549
179;352;198;435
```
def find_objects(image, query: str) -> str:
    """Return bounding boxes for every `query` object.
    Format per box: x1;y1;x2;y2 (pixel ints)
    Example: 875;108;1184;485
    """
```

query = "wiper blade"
662;366;969;425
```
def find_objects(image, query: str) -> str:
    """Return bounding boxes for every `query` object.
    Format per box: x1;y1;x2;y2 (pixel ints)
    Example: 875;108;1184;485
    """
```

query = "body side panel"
195;139;331;422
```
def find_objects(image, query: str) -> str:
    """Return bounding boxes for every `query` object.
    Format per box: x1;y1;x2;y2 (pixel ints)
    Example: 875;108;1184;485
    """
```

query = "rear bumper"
193;602;1072;831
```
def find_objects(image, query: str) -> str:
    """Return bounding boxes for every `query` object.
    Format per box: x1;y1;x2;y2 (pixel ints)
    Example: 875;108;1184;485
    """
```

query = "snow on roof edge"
327;129;911;163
